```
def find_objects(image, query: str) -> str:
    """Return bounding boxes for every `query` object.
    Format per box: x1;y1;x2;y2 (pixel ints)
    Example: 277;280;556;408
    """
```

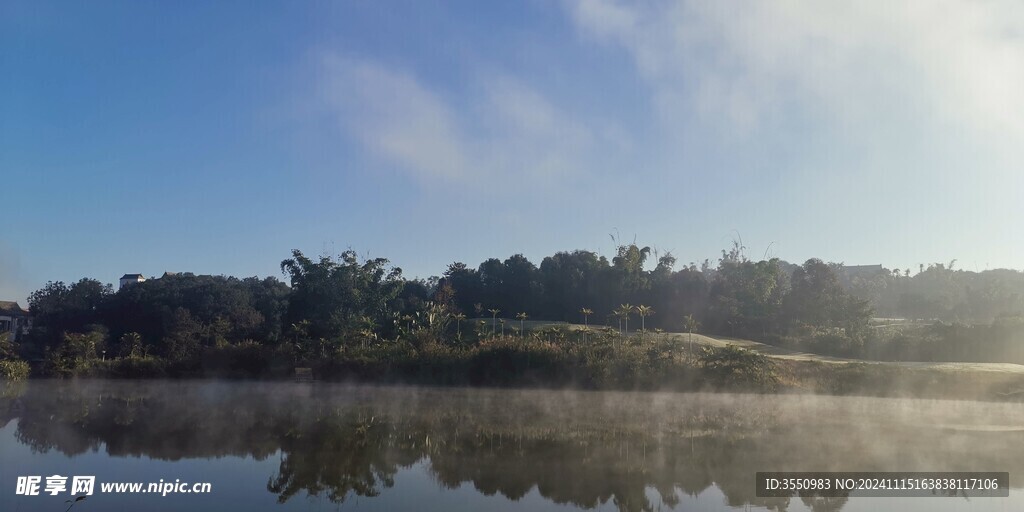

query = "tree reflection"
4;381;1024;512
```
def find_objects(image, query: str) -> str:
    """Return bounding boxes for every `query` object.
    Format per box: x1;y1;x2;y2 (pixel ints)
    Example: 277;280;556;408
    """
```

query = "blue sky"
3;0;1023;302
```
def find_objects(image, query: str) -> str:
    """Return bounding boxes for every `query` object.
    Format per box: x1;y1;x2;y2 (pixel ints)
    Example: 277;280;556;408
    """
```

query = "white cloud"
564;0;1024;268
566;0;1024;150
318;55;599;188
320;56;469;181
477;76;594;185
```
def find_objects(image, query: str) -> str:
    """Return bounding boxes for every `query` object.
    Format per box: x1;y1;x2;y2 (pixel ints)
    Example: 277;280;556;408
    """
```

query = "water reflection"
2;380;1023;512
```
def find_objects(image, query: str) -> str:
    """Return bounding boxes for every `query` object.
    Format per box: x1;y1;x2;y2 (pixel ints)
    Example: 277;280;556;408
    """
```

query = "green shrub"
201;341;274;377
467;338;570;386
0;360;30;381
107;356;169;378
699;345;778;390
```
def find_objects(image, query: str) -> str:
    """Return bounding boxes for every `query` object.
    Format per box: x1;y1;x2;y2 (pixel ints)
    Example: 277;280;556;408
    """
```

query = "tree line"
3;241;1023;381
840;261;1024;322
13;243;868;357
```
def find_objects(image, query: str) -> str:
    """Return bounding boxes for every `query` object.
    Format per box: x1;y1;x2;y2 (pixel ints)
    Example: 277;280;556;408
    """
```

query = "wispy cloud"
320;56;470;181
563;0;1024;265
566;0;1024;151
317;54;601;189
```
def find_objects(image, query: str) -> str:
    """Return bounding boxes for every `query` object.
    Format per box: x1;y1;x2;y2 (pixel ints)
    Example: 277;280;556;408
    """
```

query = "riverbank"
7;335;1024;402
777;359;1024;401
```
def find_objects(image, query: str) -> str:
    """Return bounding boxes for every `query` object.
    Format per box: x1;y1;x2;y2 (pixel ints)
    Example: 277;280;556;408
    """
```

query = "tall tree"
516;312;528;338
683;314;700;358
616;304;634;335
579;307;593;343
636;305;655;340
281;250;404;341
784;259;872;336
488;309;501;337
706;245;787;339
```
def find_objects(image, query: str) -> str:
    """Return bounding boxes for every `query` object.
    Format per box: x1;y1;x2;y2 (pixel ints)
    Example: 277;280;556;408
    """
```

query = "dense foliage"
7;242;1024;382
838;261;1024;322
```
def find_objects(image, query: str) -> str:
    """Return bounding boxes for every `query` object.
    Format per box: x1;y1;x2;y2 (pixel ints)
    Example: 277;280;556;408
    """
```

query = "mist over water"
2;380;1023;512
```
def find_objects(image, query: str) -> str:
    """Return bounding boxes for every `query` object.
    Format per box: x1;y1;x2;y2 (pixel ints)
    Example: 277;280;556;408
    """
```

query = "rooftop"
0;301;29;315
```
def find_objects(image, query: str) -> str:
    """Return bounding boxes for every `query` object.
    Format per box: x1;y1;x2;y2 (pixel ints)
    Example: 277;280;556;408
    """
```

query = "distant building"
119;273;146;289
0;301;31;342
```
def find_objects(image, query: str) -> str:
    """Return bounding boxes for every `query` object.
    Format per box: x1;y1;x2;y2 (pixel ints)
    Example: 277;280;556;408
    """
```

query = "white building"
0;301;31;342
119;273;146;289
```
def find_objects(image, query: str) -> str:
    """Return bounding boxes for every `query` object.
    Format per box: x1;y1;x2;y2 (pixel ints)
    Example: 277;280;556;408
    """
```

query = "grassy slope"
516;319;1024;376
466;318;1024;399
488;318;1024;375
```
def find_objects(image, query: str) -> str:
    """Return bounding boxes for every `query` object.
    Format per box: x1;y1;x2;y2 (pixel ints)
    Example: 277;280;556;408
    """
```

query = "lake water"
1;380;1023;512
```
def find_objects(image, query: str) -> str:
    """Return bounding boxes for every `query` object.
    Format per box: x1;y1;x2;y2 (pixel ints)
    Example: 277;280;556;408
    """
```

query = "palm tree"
499;318;506;337
618;304;634;335
636;305;655;341
612;306;625;335
488;308;500;336
358;315;377;349
453;312;466;341
358;328;377;349
683;314;701;358
580;307;592;328
516;312;528;338
580;307;593;343
120;332;143;359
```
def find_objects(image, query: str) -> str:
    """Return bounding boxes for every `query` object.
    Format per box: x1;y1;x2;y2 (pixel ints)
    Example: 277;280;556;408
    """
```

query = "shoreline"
8;355;1024;403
